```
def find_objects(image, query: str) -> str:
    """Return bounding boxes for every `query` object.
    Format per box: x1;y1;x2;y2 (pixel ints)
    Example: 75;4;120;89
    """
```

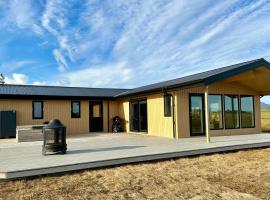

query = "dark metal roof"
1;58;269;99
0;84;129;99
116;58;270;98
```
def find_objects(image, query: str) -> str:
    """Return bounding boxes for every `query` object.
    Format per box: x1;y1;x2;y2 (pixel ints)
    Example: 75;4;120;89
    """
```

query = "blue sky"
1;0;270;103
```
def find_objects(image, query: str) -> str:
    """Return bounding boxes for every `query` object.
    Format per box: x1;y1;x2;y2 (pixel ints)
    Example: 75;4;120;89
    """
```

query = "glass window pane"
130;101;139;131
164;95;172;116
71;101;80;118
33;101;43;119
241;96;255;128
209;95;223;130
93;104;101;117
139;100;147;131
129;100;148;132
191;96;204;134
225;95;239;129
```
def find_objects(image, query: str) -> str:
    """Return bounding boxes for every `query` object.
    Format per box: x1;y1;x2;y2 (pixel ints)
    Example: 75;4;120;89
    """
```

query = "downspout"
171;94;176;138
163;88;176;139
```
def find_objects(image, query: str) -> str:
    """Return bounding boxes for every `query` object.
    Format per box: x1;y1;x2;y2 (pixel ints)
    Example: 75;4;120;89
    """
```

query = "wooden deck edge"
2;142;270;180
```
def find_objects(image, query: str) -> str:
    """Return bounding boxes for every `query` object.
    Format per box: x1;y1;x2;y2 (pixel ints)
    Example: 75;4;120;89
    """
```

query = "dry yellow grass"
0;148;270;200
262;109;270;132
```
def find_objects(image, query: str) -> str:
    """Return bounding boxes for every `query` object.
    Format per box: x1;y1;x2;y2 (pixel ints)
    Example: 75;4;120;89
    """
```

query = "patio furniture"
42;119;67;155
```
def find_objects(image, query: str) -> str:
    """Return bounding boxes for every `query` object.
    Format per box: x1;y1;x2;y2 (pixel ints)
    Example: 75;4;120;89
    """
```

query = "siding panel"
0;99;117;135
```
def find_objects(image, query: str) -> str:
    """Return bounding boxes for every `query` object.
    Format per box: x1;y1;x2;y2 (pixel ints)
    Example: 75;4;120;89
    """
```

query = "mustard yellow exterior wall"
117;93;175;138
118;81;261;139
118;101;129;132
0;99;118;135
0;80;262;138
103;100;120;132
147;94;174;138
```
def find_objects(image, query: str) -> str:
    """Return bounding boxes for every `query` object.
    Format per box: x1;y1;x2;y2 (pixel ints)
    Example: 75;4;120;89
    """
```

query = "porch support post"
205;86;210;143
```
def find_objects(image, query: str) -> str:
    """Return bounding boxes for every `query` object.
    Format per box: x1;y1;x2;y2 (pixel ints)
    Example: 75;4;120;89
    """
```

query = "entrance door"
189;94;205;136
89;101;103;132
130;100;147;132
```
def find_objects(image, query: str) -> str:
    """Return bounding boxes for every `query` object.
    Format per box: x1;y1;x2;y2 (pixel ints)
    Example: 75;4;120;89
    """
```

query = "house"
0;58;270;139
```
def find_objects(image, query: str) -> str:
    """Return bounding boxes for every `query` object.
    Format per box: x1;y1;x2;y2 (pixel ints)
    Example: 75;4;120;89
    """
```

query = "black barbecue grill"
42;119;67;155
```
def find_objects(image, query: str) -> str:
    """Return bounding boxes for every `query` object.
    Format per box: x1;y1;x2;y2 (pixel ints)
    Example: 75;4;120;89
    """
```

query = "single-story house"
0;58;270;139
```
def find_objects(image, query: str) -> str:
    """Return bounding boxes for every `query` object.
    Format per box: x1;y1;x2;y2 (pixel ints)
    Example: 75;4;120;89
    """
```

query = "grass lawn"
0;148;270;200
262;109;270;132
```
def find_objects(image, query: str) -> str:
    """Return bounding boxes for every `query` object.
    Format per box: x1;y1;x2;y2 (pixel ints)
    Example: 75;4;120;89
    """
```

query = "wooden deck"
0;133;270;180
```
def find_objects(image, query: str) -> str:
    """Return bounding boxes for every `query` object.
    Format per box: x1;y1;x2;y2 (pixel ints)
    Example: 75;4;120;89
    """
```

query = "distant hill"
261;102;270;109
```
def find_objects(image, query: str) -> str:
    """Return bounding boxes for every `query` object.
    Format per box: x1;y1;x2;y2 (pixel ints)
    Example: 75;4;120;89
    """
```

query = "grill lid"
45;119;66;129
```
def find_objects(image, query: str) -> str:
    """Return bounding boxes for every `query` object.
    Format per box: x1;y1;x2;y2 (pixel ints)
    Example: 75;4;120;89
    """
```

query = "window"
164;95;172;117
241;96;255;128
209;95;223;130
224;95;239;129
190;94;205;136
32;101;43;119
71;101;80;118
129;100;148;132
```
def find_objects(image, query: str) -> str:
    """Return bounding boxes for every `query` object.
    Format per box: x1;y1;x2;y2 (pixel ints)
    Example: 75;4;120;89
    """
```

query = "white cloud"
34;0;269;88
4;73;46;86
188;0;268;49
0;0;43;35
41;0;74;70
0;60;36;72
102;0;270;86
32;81;47;85
10;0;35;29
59;62;133;88
5;73;29;84
53;49;68;72
2;1;270;88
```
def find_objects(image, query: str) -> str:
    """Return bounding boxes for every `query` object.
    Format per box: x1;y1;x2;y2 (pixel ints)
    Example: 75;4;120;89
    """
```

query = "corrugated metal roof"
0;84;129;99
116;58;270;97
1;58;269;99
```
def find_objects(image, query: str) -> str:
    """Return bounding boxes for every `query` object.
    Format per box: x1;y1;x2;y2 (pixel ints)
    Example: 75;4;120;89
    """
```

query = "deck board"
0;133;270;180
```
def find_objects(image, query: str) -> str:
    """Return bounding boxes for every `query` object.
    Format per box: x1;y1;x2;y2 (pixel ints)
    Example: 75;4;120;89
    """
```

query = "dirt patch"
0;148;269;200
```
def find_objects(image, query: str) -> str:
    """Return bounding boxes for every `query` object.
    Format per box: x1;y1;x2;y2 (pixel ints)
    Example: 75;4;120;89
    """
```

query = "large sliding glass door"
189;94;205;136
139;100;147;131
130;100;147;132
130;101;139;131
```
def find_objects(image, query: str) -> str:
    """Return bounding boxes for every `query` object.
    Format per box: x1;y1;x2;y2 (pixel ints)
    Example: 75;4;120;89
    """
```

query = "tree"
0;74;5;84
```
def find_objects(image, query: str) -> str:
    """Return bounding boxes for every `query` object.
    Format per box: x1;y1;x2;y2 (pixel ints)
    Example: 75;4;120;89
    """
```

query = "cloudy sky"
0;0;270;102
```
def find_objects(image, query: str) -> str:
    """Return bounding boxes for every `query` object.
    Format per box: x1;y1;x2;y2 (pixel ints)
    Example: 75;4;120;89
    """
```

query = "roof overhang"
116;58;270;98
205;65;270;96
203;59;270;86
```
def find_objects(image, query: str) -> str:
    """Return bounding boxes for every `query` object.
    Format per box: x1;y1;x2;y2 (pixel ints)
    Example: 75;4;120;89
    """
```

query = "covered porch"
203;65;270;143
0;133;270;180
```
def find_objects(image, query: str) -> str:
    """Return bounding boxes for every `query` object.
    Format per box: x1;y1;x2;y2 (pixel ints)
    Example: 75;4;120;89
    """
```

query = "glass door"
89;101;103;132
139;100;147;132
189;94;205;136
130;101;139;131
130;100;147;132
